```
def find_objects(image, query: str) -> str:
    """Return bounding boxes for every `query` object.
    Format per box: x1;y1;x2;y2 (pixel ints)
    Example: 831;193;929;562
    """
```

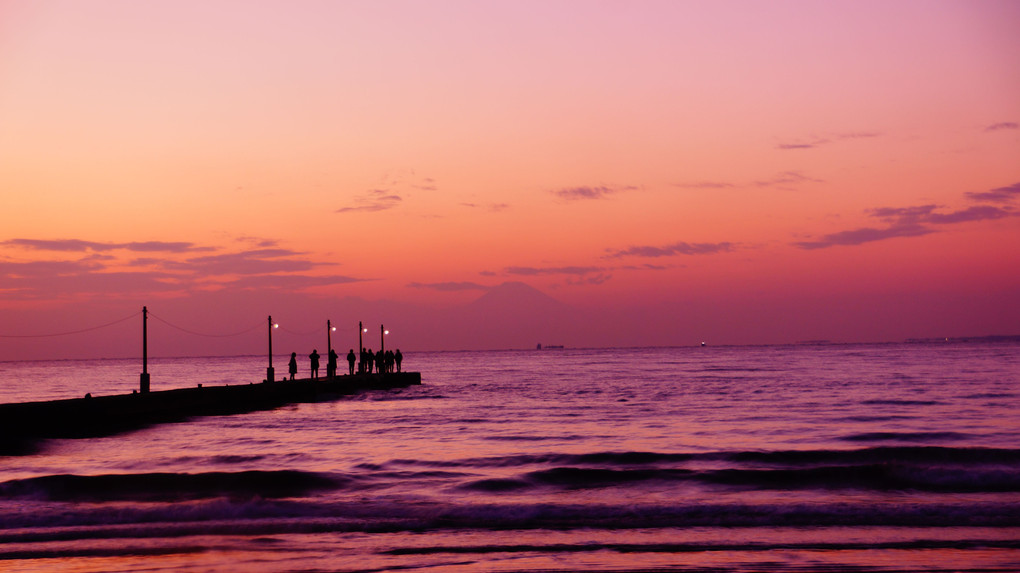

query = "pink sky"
1;0;1018;360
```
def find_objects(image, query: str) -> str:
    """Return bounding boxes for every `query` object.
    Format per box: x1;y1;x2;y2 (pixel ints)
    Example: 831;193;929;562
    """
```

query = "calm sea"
1;342;1018;572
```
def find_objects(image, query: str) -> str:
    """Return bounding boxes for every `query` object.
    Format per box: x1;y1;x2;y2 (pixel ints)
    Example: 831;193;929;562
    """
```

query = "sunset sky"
2;0;1018;360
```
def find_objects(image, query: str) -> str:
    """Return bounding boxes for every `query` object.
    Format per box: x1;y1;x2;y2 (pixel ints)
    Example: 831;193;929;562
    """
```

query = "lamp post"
358;321;368;373
267;315;278;382
380;324;388;354
327;320;336;378
140;306;150;393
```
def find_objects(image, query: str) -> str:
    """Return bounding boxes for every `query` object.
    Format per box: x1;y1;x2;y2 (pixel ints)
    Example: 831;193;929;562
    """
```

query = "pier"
0;372;422;440
1;308;420;446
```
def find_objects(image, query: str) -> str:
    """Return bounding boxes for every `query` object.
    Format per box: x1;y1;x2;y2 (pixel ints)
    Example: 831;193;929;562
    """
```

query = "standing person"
366;349;374;374
328;348;338;379
346;349;356;376
395;349;403;373
309;349;320;380
288;352;298;380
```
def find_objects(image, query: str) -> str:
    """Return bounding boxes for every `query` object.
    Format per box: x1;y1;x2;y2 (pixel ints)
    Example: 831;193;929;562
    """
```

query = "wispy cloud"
2;239;210;253
167;248;327;275
984;122;1018;132
221;274;363;290
551;185;639;201
604;241;734;258
336;189;403;213
0;238;361;300
921;205;1014;224
481;260;671;285
500;265;614;286
795;223;933;250
777;141;826;150
336;170;438;213
672;171;821;191
0;259;104;277
236;236;280;248
505;265;607;276
776;131;881;150
461;202;511;212
965;182;1020;204
568;272;612;285
552;186;617;200
795;203;1014;250
407;281;491;291
413;177;438;191
620;263;670;271
753;171;824;188
0;260;186;300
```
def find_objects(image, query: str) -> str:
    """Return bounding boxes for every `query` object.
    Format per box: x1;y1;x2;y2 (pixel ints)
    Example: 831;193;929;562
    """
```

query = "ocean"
1;342;1018;572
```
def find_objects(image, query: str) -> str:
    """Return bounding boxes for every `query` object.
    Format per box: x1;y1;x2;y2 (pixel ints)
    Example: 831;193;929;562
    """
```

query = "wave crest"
0;470;343;501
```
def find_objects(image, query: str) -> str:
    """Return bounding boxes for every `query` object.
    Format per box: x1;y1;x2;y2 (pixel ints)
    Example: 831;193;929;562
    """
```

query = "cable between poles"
0;310;141;338
147;312;264;338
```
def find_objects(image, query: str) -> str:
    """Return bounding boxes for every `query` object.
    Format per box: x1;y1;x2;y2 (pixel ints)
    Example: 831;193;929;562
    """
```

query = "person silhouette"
309;349;320;380
347;349;356;376
395;349;402;373
288;352;298;381
328;348;338;379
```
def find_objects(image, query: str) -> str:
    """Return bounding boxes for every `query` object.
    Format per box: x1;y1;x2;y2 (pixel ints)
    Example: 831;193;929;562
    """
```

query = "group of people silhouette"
287;348;402;380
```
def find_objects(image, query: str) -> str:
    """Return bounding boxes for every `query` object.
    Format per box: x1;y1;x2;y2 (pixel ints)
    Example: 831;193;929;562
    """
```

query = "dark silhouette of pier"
0;372;422;442
0;307;421;450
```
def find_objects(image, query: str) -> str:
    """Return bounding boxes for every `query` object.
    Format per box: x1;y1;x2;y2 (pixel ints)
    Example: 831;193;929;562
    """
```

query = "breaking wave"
0;470;343;501
417;446;1020;493
460;462;1020;493
392;445;1020;469
1;498;1019;543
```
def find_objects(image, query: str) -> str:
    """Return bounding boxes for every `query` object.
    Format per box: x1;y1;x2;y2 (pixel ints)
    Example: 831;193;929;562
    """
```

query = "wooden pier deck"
0;372;422;441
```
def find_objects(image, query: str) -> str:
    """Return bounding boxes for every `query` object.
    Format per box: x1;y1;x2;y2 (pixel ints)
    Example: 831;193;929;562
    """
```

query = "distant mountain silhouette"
466;281;568;315
441;281;576;349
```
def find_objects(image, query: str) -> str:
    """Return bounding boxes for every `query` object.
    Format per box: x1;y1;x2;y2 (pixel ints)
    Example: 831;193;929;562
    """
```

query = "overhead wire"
1;309;336;340
148;311;264;338
0;310;141;338
278;325;325;336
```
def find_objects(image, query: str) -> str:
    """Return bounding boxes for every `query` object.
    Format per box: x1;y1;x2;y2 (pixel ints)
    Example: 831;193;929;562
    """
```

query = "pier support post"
140;306;150;393
266;315;275;382
358;321;364;373
327;319;333;379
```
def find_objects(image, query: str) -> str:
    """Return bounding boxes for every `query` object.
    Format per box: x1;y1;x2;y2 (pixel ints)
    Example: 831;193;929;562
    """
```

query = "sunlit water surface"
1;342;1019;572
